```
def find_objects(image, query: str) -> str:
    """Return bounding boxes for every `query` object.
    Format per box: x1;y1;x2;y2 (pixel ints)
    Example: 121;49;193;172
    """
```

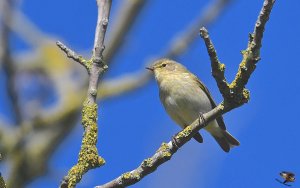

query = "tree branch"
57;0;112;187
0;172;6;188
199;27;230;100
200;0;275;109
0;0;22;124
95;0;275;187
56;41;90;71
0;0;233;187
0;0;46;47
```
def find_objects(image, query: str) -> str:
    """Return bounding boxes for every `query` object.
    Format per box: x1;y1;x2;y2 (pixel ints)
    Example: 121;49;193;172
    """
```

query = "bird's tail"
211;130;240;152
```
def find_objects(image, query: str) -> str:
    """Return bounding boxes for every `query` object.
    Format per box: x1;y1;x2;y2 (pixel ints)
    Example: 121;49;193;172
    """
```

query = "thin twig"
95;0;275;187
56;41;89;71
201;0;275;109
199;27;230;98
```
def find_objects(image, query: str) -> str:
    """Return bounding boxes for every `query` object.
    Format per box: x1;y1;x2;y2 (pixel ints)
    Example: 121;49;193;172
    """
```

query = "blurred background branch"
1;0;22;125
0;0;233;187
104;0;146;63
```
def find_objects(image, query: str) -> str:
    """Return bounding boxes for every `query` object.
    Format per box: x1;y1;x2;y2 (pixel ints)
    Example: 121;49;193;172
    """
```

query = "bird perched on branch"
147;59;239;152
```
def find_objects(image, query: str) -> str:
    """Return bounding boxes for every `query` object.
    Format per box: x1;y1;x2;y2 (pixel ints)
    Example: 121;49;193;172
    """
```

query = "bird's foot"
171;135;180;150
198;112;206;128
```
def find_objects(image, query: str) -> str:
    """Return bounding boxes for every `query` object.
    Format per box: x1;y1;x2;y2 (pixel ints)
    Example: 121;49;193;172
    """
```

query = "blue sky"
1;0;300;188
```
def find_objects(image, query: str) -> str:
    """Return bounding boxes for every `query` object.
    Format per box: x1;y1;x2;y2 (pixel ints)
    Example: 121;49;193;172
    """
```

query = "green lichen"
85;58;93;70
157;142;171;158
133;172;141;180
87;57;109;71
219;63;226;72
122;172;131;180
142;158;153;168
243;88;250;102
121;172;140;182
0;175;6;188
175;126;192;140
65;99;105;188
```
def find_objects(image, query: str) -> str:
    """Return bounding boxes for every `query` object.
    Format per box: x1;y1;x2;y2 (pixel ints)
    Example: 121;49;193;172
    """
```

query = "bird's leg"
60;176;69;188
171;135;180;150
198;112;206;129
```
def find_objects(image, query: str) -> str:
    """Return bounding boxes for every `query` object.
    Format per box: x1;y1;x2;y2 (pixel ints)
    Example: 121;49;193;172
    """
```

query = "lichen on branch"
57;0;112;187
200;0;275;110
65;100;105;187
95;0;276;187
0;173;6;188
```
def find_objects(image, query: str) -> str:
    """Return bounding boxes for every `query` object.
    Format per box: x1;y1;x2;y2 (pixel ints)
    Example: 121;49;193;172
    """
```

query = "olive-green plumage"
148;59;239;152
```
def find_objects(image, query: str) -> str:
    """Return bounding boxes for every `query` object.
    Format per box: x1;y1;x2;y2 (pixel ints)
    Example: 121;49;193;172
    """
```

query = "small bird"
147;59;239;152
277;171;296;186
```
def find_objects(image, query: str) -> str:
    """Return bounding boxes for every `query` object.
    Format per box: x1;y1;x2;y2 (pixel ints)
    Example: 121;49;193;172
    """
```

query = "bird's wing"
282;171;295;176
192;74;226;130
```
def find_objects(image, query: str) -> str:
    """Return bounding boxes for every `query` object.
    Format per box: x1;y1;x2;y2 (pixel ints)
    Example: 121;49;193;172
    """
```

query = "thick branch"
85;0;112;105
95;0;275;187
57;0;112;187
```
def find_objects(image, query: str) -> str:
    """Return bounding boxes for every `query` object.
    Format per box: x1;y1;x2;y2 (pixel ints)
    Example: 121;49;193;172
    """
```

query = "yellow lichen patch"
67;165;84;188
132;172;141;180
122;172;131;180
82;99;98;129
157;142;171;158
142;158;153;168
98;156;105;165
175;126;192;140
121;172;140;182
85;58;93;70
64;98;105;187
242;88;250;102
157;142;169;152
0;175;6;188
219;63;226;72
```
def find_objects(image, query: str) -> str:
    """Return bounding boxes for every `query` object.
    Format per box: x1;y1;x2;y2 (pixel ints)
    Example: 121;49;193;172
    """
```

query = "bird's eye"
161;63;167;67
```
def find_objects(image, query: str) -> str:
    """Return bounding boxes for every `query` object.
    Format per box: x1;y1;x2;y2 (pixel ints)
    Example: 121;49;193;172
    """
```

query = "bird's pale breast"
159;74;213;128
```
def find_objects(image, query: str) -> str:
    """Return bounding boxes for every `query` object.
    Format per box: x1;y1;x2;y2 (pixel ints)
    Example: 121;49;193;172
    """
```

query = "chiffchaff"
147;59;239;152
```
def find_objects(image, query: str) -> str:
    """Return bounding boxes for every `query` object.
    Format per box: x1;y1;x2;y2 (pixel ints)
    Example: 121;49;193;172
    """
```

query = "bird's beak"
146;66;154;72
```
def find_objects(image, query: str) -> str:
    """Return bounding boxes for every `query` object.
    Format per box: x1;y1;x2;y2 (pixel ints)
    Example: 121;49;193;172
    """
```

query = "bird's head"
146;59;188;82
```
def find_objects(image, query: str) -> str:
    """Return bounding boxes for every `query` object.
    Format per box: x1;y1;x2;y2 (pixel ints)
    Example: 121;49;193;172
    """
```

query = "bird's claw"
198;112;206;128
171;135;180;150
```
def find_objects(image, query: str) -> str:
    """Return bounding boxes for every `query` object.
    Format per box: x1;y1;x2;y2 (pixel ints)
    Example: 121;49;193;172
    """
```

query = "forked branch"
95;0;275;187
57;0;112;187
